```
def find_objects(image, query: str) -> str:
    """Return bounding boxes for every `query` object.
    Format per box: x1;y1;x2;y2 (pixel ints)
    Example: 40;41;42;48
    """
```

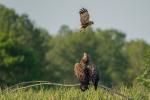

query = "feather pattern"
74;52;99;91
79;8;94;29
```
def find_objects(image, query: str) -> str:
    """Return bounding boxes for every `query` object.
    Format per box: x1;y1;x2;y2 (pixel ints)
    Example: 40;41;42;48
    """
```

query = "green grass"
0;85;149;100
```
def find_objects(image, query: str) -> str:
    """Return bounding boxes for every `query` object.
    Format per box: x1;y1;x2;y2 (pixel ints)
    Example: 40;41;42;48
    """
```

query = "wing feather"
79;8;90;25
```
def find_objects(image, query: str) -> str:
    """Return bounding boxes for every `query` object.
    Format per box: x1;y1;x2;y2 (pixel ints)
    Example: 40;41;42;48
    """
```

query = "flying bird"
79;8;94;31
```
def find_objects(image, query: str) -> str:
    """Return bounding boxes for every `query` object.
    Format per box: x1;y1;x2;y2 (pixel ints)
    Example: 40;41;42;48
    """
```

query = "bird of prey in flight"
79;8;94;31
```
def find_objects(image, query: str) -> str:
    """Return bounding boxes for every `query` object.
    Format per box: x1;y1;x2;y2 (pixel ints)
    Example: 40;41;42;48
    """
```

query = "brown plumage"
74;52;99;91
88;64;99;90
79;8;94;30
74;52;90;91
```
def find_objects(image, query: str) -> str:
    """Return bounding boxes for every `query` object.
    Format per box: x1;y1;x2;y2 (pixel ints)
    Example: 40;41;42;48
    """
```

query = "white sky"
0;0;150;43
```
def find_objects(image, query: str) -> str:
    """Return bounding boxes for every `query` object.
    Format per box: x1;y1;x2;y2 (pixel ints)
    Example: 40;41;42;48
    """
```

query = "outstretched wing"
79;8;90;25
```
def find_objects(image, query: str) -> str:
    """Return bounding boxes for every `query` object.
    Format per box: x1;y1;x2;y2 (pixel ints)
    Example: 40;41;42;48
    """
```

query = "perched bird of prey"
74;52;99;91
79;8;94;31
74;52;90;91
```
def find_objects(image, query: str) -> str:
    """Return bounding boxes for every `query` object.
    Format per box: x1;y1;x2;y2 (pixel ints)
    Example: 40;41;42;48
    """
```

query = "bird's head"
82;52;90;64
89;21;94;25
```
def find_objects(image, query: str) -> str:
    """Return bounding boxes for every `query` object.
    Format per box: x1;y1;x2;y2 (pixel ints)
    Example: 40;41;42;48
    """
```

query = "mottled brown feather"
79;8;94;29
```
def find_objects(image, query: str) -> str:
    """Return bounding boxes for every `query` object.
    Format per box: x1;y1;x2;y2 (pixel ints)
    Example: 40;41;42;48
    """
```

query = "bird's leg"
80;84;85;91
92;75;99;90
80;27;85;32
80;82;88;91
94;80;98;90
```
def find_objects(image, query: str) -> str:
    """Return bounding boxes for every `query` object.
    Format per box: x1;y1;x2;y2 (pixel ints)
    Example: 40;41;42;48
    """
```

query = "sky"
0;0;150;43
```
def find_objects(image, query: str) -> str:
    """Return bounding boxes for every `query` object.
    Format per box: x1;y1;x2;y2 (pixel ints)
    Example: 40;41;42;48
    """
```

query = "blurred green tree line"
0;4;149;87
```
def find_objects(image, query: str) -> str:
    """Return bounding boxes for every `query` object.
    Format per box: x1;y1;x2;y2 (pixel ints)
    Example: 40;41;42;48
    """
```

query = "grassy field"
0;84;149;100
